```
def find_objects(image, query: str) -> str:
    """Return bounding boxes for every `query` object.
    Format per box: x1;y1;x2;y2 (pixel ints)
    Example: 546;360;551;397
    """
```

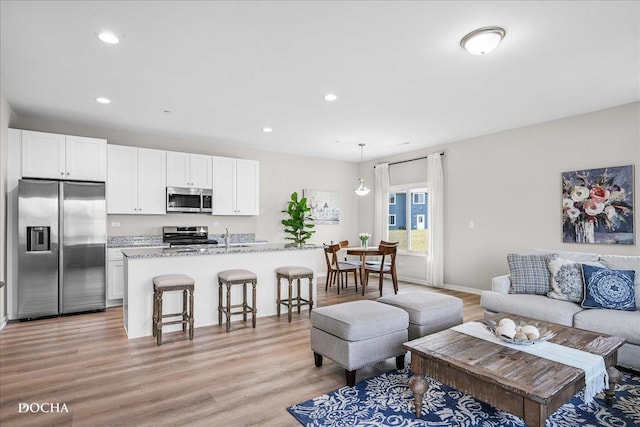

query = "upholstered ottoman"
311;300;408;386
377;292;463;340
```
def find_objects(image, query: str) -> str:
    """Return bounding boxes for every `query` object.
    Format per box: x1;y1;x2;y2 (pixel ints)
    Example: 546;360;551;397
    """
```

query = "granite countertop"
108;236;167;248
122;243;322;259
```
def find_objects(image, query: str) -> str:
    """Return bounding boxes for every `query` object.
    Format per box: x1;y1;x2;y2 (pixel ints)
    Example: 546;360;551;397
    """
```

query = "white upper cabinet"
137;148;167;214
166;151;212;188
212;156;259;216
21;130;107;181
107;145;166;215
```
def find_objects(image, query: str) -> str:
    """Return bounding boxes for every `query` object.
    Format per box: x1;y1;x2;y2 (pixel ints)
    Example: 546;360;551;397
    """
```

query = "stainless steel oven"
166;187;213;213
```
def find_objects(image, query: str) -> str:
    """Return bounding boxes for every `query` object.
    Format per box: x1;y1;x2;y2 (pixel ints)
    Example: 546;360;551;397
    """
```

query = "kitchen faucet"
224;228;230;249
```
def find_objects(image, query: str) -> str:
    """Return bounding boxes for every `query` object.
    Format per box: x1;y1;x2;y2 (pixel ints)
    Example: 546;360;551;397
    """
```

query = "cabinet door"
235;159;259;215
65;136;107;181
212;156;236;215
108;260;124;300
107;145;138;214
189;154;212;188
137;148;167;214
21;130;66;179
166;151;190;187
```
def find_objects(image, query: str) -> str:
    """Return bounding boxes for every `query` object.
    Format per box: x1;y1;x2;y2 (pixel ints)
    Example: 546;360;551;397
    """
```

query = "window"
387;185;428;253
412;192;425;204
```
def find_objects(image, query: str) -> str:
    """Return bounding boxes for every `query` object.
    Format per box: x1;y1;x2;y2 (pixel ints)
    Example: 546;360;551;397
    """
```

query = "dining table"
346;246;382;295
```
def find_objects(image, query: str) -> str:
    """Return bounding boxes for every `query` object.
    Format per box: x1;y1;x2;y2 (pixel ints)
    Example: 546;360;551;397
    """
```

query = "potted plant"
281;191;315;247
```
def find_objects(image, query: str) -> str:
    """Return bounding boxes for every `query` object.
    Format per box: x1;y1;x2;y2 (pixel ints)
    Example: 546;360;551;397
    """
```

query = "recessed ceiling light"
324;93;338;102
97;32;120;44
460;26;505;55
96;97;111;104
262;127;273;133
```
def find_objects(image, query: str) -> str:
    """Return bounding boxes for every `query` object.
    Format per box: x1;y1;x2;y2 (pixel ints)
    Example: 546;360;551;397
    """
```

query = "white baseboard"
317;272;484;296
0;315;7;331
396;276;484;295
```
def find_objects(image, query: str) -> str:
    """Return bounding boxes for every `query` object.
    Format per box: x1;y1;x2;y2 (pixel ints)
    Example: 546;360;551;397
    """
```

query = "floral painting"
303;189;339;225
562;165;634;244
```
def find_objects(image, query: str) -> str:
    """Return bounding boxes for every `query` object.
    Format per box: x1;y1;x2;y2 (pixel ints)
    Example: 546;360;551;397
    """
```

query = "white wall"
1;93;16;328
358;102;640;292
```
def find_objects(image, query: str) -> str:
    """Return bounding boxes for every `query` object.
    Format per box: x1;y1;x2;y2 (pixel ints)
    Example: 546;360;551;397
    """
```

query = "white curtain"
426;153;444;287
373;163;389;244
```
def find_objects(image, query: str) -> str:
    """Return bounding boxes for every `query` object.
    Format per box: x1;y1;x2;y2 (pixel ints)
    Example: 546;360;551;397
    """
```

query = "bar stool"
276;266;314;322
152;274;195;346
218;269;257;332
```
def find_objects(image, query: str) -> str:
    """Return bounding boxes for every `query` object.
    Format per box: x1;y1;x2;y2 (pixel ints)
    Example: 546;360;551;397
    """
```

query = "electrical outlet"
469;220;475;229
212;222;220;227
111;222;120;227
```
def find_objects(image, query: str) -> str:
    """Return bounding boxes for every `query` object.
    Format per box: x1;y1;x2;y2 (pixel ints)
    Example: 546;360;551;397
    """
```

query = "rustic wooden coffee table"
403;314;625;427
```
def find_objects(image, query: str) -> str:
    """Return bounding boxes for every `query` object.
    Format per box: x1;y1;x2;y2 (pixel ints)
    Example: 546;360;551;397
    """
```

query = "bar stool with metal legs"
217;269;257;332
276;266;314;322
152;274;195;346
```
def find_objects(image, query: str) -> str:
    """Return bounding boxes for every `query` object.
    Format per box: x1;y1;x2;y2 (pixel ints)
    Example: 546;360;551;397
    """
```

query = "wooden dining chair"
323;243;359;294
339;240;361;266
364;241;399;296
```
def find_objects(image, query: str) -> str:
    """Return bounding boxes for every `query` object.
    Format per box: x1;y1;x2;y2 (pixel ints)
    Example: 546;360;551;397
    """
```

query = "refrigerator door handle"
58;182;64;312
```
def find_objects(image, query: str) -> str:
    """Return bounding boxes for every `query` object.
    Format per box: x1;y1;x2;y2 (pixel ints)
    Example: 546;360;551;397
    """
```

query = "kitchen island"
122;243;321;339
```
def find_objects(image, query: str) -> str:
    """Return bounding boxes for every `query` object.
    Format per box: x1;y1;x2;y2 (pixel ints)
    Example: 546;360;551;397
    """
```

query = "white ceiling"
1;1;638;162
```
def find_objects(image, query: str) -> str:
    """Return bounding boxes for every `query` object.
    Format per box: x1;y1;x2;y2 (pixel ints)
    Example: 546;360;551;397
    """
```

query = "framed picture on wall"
562;164;634;244
303;189;339;225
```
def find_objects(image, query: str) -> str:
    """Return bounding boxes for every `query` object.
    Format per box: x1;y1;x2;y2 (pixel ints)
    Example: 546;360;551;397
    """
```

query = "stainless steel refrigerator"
18;179;106;319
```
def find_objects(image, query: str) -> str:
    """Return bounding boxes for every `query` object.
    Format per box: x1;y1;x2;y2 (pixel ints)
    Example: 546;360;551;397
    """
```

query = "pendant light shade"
354;144;371;196
354;178;371;196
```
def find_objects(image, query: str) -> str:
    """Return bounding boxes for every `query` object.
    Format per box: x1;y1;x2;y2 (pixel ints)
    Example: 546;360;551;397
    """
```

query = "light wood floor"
0;280;482;427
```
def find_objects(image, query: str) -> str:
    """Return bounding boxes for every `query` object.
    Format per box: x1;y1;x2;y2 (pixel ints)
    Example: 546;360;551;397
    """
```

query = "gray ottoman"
311;300;409;386
377;292;463;340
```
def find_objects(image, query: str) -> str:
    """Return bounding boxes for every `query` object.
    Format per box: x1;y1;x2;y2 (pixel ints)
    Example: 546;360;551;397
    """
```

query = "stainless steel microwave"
166;187;212;213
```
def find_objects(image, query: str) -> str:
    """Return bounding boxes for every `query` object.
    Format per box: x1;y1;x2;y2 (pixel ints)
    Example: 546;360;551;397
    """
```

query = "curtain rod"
374;151;444;168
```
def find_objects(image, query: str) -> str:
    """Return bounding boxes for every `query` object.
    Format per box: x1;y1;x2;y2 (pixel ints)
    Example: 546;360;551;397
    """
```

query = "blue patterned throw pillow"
507;254;557;295
581;264;636;311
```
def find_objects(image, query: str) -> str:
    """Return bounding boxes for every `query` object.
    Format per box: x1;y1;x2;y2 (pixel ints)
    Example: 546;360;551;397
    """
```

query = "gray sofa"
481;249;639;371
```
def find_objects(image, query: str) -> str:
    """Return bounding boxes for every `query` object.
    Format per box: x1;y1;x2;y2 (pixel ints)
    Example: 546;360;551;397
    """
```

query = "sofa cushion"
573;309;640;346
600;254;640;310
480;291;583;326
524;248;601;263
310;300;408;341
581;264;636;311
507;253;557;295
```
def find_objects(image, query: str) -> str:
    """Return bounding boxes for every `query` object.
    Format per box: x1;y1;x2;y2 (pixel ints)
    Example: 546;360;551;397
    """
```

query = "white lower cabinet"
107;249;125;304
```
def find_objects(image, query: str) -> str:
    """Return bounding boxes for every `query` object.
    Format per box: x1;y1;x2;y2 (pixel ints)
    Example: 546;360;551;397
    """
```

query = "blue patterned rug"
288;368;640;426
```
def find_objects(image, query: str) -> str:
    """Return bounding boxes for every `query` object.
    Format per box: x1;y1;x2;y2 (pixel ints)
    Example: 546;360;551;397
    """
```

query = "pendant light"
354;143;371;196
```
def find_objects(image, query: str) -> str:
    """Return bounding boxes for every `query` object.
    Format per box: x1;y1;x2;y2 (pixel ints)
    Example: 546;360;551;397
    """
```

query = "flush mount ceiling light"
324;93;338;102
96;97;111;104
460;26;505;55
353;143;371;196
97;31;120;44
